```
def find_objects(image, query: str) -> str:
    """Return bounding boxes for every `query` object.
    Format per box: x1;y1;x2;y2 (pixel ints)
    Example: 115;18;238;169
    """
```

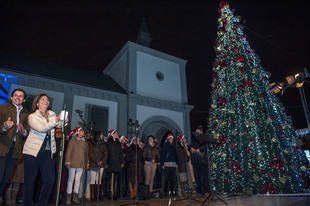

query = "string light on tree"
207;0;310;194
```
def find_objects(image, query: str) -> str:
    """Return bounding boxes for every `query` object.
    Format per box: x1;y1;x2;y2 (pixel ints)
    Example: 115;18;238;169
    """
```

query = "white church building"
0;40;193;143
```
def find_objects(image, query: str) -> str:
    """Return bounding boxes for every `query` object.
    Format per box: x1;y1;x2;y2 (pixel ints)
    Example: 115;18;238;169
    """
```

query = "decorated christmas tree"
207;1;310;194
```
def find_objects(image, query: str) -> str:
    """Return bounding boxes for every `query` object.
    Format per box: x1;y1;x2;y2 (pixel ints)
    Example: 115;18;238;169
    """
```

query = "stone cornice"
129;94;193;112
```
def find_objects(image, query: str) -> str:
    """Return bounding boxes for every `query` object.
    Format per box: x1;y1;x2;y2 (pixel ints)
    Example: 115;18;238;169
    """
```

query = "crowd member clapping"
0;89;28;205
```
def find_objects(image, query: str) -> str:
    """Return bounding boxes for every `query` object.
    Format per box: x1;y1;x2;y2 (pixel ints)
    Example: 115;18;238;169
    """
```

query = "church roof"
0;52;126;94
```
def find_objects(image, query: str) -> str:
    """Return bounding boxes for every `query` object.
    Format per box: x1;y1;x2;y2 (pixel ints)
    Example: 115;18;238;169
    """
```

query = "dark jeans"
0;143;17;196
163;167;177;195
107;172;120;200
24;150;55;206
120;167;128;197
192;161;210;194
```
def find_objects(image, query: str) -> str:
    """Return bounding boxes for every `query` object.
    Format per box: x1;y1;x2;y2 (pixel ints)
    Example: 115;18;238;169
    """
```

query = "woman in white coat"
23;94;67;206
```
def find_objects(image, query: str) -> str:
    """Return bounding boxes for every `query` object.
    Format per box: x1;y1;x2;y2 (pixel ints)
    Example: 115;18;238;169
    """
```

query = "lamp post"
128;118;140;139
270;68;310;129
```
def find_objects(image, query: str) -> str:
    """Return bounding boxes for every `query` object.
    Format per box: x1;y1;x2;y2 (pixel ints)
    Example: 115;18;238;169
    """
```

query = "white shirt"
2;103;27;141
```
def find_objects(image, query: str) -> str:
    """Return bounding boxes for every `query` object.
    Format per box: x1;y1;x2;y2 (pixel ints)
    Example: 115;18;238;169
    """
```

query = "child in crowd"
65;127;87;205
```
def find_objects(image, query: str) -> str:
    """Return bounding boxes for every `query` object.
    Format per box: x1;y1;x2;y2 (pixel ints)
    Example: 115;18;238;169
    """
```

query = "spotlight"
270;82;284;95
285;75;295;86
295;73;305;88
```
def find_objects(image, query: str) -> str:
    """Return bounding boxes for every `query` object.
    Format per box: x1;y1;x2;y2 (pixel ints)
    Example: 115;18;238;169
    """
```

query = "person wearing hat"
176;135;190;197
160;133;178;197
88;131;108;201
119;135;128;150
65;126;87;204
106;129;124;200
22;94;68;206
119;135;128;198
0;89;29;205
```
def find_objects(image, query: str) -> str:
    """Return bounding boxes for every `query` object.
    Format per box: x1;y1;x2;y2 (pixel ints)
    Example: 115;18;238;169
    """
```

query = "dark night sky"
0;0;310;129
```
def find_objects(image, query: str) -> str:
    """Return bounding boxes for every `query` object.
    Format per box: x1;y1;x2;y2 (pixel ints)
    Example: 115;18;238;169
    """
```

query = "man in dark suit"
190;125;217;196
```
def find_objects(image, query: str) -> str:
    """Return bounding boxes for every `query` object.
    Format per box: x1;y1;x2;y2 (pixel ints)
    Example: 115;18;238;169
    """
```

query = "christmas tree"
207;1;310;194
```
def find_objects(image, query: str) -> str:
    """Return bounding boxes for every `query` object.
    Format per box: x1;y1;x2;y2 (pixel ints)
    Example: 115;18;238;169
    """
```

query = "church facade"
0;41;193;143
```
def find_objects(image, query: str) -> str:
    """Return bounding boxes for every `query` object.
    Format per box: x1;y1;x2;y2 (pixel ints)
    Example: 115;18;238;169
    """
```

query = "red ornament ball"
259;93;266;99
231;92;237;98
299;172;305;177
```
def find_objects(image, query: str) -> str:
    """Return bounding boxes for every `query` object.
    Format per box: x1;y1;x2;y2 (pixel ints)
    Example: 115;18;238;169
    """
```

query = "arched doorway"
139;116;182;147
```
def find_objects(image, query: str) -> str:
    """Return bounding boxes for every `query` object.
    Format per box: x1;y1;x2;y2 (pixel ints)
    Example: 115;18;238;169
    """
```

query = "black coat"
190;133;217;165
106;138;124;172
143;144;160;163
88;140;108;169
160;142;178;166
176;143;189;173
125;144;143;184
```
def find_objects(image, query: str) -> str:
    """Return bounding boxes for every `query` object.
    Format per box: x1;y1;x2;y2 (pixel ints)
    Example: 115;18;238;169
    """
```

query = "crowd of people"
0;89;214;206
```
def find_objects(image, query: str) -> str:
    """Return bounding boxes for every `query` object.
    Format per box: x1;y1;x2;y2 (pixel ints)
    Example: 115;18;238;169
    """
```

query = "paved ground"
51;193;310;206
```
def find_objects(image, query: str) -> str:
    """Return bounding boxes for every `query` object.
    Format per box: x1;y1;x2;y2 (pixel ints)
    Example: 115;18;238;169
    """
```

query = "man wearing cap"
0;89;29;205
106;129;124;200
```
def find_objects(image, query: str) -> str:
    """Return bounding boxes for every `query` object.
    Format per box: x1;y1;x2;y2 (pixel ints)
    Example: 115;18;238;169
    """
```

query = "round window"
156;71;164;81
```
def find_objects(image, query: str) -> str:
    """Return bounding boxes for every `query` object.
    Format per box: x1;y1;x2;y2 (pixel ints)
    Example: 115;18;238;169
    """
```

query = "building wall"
71;95;118;131
136;51;182;103
136;104;184;132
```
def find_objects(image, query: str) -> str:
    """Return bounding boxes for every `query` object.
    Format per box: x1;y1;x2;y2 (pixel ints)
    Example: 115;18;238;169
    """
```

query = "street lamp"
128;118;140;138
270;68;309;95
270;68;310;130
